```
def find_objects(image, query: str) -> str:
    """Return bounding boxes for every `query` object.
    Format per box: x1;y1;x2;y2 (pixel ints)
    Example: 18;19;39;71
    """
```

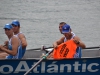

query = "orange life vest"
53;40;77;59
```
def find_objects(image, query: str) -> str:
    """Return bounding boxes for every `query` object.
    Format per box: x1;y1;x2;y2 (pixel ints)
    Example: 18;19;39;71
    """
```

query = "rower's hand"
40;53;49;59
0;45;5;51
53;44;58;49
40;53;53;58
4;41;8;46
40;53;46;58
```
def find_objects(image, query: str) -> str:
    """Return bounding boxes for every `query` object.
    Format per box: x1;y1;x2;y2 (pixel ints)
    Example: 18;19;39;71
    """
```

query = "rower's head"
62;24;72;39
62;24;71;33
3;23;13;36
59;22;66;34
11;20;20;27
11;20;20;34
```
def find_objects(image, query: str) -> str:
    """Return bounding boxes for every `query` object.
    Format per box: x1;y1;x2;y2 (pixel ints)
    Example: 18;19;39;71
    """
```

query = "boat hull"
0;58;100;75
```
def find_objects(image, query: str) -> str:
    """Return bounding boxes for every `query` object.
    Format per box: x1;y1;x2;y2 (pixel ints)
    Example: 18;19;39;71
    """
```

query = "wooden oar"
24;49;54;75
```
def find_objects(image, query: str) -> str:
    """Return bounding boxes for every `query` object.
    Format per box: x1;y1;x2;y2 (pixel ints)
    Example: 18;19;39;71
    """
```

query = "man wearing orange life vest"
48;24;86;59
54;24;86;48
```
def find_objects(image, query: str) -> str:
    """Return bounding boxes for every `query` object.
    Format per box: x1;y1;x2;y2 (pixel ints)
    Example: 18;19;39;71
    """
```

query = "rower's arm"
18;34;27;48
53;36;65;48
73;36;86;49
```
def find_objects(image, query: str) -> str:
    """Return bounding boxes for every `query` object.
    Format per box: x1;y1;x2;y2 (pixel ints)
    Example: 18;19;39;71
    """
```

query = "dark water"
0;0;100;50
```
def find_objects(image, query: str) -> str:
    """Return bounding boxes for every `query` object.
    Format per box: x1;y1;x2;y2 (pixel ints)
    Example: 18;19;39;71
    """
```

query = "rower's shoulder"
60;36;65;40
73;35;79;38
18;32;26;38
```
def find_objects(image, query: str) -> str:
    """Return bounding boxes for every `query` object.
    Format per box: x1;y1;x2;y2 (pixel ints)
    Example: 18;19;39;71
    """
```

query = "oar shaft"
24;58;43;75
24;49;53;75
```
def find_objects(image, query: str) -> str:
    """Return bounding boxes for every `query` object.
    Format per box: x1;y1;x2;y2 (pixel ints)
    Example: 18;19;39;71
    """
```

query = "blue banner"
0;58;100;75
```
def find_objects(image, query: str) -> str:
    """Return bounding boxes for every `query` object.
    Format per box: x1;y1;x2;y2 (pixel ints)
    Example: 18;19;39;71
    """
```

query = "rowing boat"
0;47;100;75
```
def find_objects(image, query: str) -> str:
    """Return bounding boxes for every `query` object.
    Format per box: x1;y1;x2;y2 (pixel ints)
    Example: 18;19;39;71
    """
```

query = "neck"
66;33;73;40
14;30;20;35
8;34;13;39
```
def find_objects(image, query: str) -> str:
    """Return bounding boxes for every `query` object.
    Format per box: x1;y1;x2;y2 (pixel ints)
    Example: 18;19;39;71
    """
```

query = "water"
0;0;100;50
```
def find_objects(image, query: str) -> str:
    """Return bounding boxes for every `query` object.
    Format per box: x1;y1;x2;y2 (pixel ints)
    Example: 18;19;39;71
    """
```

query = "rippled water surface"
0;0;100;50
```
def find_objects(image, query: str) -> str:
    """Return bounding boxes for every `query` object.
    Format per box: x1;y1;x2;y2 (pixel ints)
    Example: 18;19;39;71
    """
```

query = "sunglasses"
4;28;11;31
12;24;18;27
